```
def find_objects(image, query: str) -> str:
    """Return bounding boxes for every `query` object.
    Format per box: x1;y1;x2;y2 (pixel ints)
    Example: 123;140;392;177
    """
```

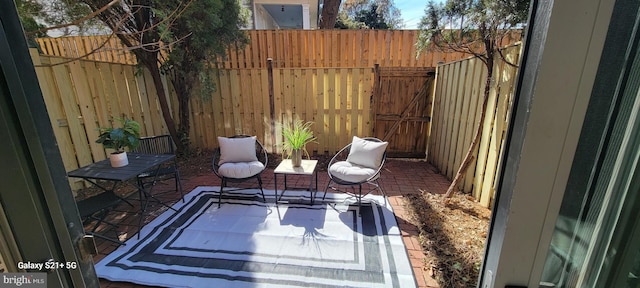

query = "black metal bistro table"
67;153;177;240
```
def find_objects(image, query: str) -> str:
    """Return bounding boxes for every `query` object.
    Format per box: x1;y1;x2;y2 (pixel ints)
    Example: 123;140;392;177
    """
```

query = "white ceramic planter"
110;151;129;167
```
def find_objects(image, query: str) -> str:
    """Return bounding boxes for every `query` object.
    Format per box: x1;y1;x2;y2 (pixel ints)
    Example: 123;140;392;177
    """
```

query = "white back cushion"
218;136;259;164
346;136;388;169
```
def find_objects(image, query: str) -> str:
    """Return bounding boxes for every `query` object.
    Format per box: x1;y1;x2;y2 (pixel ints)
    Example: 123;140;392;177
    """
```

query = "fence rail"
428;44;521;207
36;30;475;68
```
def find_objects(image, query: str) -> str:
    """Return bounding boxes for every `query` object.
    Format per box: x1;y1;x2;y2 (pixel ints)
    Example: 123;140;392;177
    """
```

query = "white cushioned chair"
212;135;268;207
323;136;388;214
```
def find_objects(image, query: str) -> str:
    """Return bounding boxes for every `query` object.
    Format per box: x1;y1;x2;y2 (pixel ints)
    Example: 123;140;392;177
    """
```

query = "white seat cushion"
329;161;377;183
218;161;265;179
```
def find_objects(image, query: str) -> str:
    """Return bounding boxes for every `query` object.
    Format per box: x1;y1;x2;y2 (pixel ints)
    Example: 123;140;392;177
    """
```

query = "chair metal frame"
76;190;131;245
132;135;184;202
323;137;387;214
212;135;268;207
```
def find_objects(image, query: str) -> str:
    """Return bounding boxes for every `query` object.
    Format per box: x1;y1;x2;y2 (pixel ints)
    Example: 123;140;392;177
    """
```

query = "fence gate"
372;66;435;158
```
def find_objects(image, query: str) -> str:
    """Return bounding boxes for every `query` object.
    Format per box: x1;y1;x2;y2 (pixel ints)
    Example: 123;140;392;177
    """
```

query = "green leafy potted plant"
96;118;141;167
282;119;317;167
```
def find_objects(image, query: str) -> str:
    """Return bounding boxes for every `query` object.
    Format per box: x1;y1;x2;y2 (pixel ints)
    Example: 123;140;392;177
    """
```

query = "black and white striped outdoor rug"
95;186;417;287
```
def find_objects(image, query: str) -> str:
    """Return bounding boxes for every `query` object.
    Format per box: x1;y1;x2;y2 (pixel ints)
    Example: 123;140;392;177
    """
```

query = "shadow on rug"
95;186;416;288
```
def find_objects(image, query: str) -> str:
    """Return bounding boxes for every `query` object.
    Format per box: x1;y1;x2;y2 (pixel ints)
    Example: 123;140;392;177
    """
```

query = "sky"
395;0;430;29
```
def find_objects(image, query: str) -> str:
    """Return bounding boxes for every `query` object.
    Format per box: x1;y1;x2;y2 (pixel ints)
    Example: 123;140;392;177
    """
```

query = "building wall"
253;0;318;29
254;4;280;29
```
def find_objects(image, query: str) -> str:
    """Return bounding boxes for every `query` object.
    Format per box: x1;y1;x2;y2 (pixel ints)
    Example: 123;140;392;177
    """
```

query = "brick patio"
93;158;450;288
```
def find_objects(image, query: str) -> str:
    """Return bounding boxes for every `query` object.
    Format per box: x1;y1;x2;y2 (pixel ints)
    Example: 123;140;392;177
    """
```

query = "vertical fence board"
251;69;264;140
260;69;273;151
68;61;103;161
305;69;317;153
219;70;234;137
461;59;484;193
229;70;243;134
135;69;155;136
439;64;454;173
210;70;225;143
316;69;327;153
236;69;256;135
112;65;132;119
429;67;442;164
85;62;110;135
141;69;165;134
272;68;283;151
351;70;361;137
99;64;120;121
447;62;464;177
339;69;349;147
123;67;145;133
327;69;337;152
361;68;373;136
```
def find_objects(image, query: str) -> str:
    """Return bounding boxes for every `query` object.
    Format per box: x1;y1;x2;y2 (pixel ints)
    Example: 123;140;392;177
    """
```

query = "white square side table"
273;159;318;204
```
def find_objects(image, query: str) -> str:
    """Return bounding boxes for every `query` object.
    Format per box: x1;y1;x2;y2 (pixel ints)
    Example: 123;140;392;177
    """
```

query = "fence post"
267;58;276;153
372;63;380;136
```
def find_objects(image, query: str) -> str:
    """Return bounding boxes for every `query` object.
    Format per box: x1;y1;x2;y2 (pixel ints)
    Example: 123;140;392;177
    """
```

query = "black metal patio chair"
76;191;129;245
132;135;184;203
323;136;388;215
212;135;268;207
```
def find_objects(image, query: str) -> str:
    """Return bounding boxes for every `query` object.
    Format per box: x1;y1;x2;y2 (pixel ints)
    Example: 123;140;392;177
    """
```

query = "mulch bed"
404;191;491;288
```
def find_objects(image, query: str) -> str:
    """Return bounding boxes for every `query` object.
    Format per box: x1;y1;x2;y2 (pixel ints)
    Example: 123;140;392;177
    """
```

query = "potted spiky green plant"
282;119;317;167
96;118;141;167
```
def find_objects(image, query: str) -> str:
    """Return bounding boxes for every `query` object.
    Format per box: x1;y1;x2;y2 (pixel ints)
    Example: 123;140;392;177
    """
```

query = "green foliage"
16;0;105;37
282;119;317;158
335;0;403;29
16;0;48;48
161;0;249;99
96;118;141;153
417;0;529;58
78;0;249;152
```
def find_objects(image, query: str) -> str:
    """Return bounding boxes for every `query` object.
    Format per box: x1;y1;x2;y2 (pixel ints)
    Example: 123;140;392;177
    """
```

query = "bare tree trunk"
319;0;341;29
444;60;493;198
147;63;185;153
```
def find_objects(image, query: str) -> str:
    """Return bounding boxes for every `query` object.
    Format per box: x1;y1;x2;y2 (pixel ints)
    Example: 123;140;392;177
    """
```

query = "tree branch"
26;0;121;36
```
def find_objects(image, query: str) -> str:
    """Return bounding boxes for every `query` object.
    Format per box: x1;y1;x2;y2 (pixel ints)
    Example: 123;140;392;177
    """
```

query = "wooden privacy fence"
29;49;172;190
36;35;137;65
36;30;472;68
428;44;522;207
30;49;387;189
189;63;376;156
